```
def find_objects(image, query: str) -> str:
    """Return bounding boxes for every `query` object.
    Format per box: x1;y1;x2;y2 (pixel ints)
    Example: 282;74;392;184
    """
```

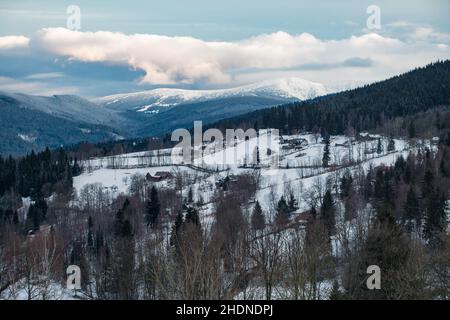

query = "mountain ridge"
0;77;330;155
93;77;330;112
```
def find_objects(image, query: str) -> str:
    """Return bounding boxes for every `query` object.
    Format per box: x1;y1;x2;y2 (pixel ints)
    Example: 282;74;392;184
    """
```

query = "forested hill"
212;60;450;137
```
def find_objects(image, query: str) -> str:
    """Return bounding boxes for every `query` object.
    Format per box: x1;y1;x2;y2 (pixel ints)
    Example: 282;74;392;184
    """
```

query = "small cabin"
431;137;439;145
155;171;174;179
146;171;174;182
294;211;314;224
356;132;378;142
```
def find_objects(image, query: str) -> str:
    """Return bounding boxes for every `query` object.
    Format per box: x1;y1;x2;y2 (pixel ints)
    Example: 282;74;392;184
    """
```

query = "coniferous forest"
213;61;450;138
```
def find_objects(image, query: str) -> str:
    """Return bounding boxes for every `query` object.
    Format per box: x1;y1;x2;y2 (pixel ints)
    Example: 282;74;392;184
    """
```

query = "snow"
73;166;194;196
74;131;420;224
93;77;332;111
17;133;37;143
8;129;436;300
79;128;91;134
0;279;80;300
234;280;334;300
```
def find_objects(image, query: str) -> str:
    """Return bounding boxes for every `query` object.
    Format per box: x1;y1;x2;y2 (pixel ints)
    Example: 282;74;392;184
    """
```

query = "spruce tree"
423;188;447;247
352;204;417;299
287;193;298;212
329;280;343;300
251;201;265;231
114;208;125;237
322;134;331;168
340;171;353;199
256;146;261;165
275;196;290;226
403;187;420;233
408;121;416;139
114;199;133;238
387;138;395;152
185;206;200;228
146;186;160;228
376;138;383;155
321;190;336;236
121;220;133;238
27;199;47;231
170;211;184;248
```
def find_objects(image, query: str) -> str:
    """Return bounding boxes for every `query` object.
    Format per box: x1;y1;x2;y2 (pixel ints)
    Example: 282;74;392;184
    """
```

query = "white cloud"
33;28;449;87
0;27;424;92
384;21;450;44
0;76;77;95
0;35;30;50
0;76;41;92
24;72;64;80
411;26;450;43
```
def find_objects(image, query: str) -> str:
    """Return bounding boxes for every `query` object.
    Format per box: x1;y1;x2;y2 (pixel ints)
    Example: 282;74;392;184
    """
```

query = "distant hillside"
0;78;331;155
0;94;123;155
95;77;329;111
212;61;450;138
94;77;331;137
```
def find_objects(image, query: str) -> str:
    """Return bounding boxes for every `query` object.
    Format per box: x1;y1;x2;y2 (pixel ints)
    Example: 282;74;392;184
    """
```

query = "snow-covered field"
74;131;427;222
0;279;79;300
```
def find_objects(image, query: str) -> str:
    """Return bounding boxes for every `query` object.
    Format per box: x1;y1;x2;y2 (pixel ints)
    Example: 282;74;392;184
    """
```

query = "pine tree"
408;121;416;139
403;187;420;233
170;211;184;248
329;280;343;300
376;138;383;155
114;208;125;237
423;188;447;247
251;201;265;231
146;186;160;228
322;134;331;168
287;193;298;212
27;198;47;231
27;205;38;231
352;204;413;299
340;171;353;199
185;206;200;228
321;190;336;236
121;220;133;238
275;196;290;226
387;138;395;152
256;146;261;165
114;199;133;238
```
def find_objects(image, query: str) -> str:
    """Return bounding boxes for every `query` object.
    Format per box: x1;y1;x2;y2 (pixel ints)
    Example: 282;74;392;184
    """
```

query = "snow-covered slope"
0;92;126;155
74;131;416;217
94;78;330;112
1;91;122;126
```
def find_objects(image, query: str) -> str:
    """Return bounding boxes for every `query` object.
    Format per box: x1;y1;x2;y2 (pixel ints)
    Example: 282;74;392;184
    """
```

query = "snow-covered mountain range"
94;77;331;113
0;77;336;154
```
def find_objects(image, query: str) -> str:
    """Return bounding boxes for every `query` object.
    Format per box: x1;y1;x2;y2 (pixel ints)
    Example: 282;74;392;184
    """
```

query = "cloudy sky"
0;0;449;97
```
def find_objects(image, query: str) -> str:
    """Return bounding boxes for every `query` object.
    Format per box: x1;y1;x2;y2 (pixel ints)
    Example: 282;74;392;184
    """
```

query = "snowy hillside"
94;78;331;112
74;131;426;221
0;79;332;154
0;92;121;126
